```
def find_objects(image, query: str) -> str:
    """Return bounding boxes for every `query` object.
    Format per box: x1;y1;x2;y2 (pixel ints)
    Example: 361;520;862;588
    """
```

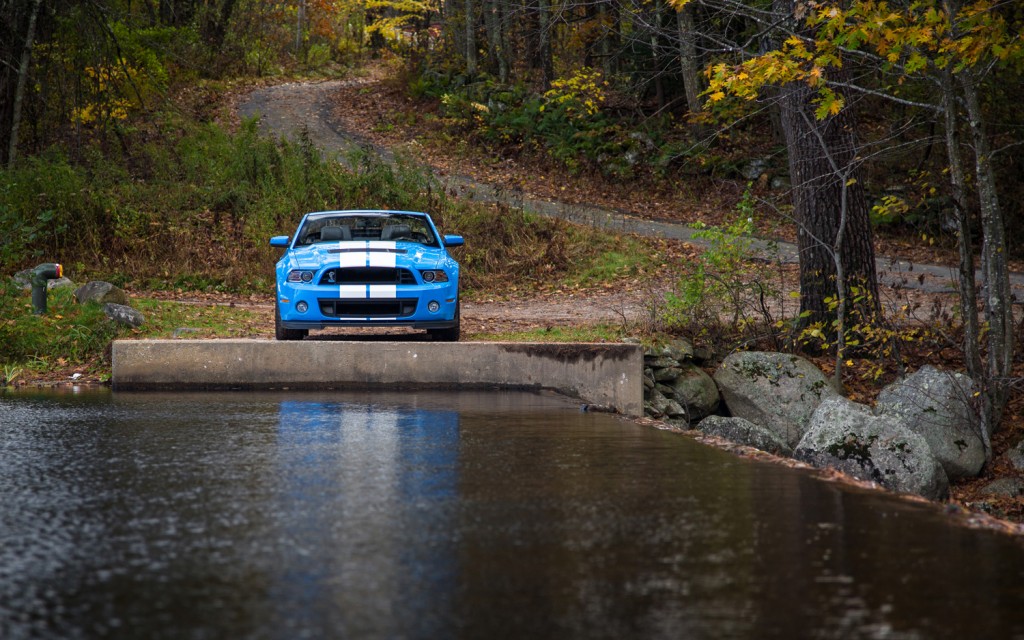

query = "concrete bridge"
111;340;644;416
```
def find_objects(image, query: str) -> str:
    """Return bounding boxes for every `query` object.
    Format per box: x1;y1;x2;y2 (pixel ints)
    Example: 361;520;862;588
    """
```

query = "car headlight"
419;270;449;283
287;270;315;283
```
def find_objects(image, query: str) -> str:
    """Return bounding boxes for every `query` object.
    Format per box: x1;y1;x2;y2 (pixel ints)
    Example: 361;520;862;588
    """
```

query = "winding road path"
238;79;1024;309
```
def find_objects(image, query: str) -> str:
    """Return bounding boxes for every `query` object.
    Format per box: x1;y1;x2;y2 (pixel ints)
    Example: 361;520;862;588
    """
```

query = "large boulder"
713;351;837;448
696;415;793;457
796;396;949;500
875;365;984;480
665;363;720;424
104;303;144;328
75;281;128;306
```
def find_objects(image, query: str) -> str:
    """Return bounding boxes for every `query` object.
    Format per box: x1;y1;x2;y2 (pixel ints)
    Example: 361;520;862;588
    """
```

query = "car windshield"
296;214;439;247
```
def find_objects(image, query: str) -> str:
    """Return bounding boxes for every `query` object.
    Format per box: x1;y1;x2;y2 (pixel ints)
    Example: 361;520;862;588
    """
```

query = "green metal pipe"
31;263;62;315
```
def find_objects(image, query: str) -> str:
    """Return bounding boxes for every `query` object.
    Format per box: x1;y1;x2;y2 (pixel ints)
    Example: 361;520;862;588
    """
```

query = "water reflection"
271;400;460;637
1;389;1024;639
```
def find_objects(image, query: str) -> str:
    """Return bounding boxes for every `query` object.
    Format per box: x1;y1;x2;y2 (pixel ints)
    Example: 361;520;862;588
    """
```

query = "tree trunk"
676;2;702;115
650;0;665;109
537;0;553;87
598;0;620;77
940;70;991;457
960;68;1013;434
483;0;508;81
465;0;477;75
773;0;879;328
7;0;42;169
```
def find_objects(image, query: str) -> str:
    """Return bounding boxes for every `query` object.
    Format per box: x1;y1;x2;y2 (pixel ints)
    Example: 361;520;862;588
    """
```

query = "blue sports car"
269;210;463;341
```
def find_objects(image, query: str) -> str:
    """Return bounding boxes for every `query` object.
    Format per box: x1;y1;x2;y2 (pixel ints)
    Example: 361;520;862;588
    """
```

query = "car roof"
303;210;430;221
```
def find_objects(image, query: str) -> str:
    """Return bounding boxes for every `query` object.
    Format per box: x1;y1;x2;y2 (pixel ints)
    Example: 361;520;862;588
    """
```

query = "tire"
275;299;306;341
428;300;460;342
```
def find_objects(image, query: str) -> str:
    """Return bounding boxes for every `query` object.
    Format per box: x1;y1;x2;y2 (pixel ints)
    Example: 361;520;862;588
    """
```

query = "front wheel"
428;301;460;342
275;299;307;341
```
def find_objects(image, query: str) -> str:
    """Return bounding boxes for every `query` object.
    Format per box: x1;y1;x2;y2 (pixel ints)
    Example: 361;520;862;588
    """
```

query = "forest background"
0;0;1022;469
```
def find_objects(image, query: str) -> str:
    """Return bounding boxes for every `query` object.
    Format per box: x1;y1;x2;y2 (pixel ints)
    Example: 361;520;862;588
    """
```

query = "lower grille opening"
320;267;416;285
319;299;417;318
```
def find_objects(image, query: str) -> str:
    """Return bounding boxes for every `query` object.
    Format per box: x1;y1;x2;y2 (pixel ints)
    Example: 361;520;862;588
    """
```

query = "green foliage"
0;284;123;368
795;283;933;384
661;186;773;333
0;277;269;373
0;153;105;267
306;43;333;70
427;69;658;179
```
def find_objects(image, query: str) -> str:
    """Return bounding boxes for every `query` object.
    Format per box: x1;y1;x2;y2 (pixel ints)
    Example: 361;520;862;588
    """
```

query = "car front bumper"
277;282;459;329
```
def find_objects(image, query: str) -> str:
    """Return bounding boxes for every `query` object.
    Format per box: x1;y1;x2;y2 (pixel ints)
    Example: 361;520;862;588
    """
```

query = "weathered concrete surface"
112;339;645;416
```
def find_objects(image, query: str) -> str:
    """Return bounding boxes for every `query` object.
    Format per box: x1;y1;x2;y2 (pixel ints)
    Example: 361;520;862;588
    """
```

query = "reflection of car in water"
274;399;460;634
269;210;464;341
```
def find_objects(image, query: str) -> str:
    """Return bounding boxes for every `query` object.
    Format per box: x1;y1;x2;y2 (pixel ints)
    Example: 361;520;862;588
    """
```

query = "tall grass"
0;110;649;295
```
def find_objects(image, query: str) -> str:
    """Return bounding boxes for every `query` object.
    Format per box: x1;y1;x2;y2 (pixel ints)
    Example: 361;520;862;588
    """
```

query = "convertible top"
303;210;430;221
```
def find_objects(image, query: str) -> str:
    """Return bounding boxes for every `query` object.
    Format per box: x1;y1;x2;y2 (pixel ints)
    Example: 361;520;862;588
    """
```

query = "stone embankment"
641;344;1009;501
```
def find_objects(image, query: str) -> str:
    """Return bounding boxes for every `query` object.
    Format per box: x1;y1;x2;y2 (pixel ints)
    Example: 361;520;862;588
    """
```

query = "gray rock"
644;339;694;365
667;363;720;423
12;270;73;290
1007;441;1024;472
48;277;74;290
691;345;714;364
104;303;144;328
743;157;770;181
875;365;984;480
645;389;672;418
713;351;837;448
12;269;32;288
75;281;128;306
655;383;675;397
697;415;793;457
645;356;679;369
662;338;694;363
653;366;683;382
796;396;949;501
663;399;687;419
980;477;1024;498
643;371;655;391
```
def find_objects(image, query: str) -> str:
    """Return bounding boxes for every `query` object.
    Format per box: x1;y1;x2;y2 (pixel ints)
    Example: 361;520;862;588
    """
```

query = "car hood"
286;241;449;270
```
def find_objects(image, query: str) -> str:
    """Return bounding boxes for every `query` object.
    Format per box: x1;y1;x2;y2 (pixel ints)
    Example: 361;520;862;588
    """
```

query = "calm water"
2;388;1023;639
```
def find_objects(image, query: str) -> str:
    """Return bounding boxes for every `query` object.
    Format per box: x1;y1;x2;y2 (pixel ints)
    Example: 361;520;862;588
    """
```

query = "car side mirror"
269;236;290;248
443;235;464;248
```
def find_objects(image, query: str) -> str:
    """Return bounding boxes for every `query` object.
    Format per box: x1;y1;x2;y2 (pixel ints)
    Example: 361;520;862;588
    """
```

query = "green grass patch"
0;280;266;381
468;324;624;343
131;299;267;339
567;242;655;287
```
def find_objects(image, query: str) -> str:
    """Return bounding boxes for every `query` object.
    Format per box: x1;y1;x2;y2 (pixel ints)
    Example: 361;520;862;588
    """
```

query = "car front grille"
319;299;418;318
319;267;417;285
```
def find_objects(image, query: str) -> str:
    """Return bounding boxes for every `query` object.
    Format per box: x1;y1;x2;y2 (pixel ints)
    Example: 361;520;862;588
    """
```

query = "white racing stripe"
338;252;365;268
368;241;398;269
337;285;366;298
331;242;400;300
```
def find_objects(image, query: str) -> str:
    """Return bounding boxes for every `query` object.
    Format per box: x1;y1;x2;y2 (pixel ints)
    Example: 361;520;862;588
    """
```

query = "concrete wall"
111;340;645;416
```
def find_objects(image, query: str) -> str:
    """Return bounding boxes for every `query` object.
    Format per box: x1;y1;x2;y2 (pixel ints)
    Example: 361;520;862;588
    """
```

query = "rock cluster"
74;281;145;328
642;347;993;501
10;271;144;329
642;338;719;424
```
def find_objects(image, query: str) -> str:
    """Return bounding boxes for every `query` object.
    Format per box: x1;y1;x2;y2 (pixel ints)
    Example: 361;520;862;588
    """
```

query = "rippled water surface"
2;388;1024;639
